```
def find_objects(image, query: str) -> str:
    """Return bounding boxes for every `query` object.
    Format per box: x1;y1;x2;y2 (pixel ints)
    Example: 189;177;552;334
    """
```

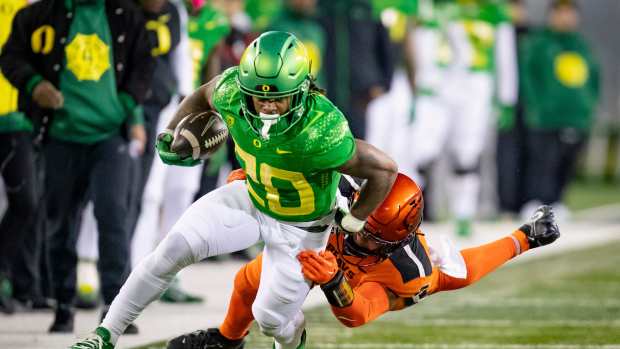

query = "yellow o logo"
225;115;235;127
555;52;588;88
31;25;55;54
252;139;262;148
261;85;270;92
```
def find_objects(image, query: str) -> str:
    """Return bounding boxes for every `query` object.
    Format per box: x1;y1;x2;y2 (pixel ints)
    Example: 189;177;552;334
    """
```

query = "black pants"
496;129;528;213
45;136;132;306
524;128;586;205
0;133;38;277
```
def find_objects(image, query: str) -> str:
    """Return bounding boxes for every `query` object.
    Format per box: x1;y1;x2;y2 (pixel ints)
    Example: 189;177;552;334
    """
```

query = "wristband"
340;213;366;233
320;270;355;307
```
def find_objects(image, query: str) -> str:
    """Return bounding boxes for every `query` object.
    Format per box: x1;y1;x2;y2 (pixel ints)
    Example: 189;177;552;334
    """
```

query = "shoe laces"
72;334;105;349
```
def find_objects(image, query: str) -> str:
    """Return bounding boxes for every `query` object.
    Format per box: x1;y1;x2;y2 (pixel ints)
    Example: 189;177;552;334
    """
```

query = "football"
170;110;229;160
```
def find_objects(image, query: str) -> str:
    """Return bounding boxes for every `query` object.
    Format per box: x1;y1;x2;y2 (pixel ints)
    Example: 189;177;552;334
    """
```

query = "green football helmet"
237;31;311;139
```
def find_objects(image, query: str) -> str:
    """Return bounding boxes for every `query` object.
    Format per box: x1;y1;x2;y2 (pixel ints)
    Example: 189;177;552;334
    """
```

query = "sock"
219;256;262;340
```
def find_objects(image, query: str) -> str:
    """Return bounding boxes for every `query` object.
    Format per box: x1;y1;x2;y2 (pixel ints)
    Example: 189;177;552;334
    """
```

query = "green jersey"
455;1;510;72
212;67;356;222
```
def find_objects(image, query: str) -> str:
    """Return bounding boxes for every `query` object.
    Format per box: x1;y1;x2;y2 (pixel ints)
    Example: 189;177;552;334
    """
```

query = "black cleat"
167;328;245;349
519;205;560;249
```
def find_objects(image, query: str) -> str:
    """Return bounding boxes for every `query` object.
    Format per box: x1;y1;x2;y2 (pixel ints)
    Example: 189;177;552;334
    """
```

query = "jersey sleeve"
330;281;390;328
302;95;356;171
211;66;240;114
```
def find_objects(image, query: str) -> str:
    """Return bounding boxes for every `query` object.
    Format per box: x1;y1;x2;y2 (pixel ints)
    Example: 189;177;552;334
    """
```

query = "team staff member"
0;0;154;333
170;173;560;348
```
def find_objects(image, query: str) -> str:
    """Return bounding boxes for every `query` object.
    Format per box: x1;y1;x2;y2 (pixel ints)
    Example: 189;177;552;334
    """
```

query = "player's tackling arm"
164;75;221;132
338;139;398;222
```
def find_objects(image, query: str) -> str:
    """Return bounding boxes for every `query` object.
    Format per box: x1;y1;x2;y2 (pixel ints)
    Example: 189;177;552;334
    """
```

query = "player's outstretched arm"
337;139;398;232
298;250;392;328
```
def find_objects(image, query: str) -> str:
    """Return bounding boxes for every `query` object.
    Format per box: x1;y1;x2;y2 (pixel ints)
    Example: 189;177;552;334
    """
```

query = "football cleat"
519;205;560;248
69;327;114;349
167;328;244;349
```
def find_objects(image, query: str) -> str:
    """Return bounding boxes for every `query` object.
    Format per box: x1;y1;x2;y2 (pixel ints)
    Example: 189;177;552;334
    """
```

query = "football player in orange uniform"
168;172;560;349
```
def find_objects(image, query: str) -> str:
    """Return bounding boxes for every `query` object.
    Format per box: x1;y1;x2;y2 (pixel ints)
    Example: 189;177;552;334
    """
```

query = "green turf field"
135;240;620;349
565;179;620;211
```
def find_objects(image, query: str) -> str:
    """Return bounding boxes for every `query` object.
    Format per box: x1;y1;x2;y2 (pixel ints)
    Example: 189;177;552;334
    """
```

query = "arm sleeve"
0;9;40;95
330;281;391;328
495;22;518;106
171;0;193;97
120;8;156;104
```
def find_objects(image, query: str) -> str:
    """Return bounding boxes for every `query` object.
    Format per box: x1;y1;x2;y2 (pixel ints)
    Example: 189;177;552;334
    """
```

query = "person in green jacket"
520;0;600;219
0;0;155;333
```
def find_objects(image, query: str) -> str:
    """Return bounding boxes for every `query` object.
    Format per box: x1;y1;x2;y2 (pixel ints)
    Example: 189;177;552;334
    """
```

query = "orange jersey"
327;230;433;300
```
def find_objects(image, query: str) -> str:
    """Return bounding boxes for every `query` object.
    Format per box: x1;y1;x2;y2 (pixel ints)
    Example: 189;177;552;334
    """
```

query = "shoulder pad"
388;238;433;283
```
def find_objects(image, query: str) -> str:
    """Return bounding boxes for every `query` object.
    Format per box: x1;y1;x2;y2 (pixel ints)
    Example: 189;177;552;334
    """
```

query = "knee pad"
143;231;195;277
252;303;285;337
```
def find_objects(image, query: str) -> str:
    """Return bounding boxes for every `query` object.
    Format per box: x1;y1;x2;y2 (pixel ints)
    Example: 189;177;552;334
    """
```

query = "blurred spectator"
186;0;230;88
520;0;600;220
496;0;530;218
0;0;154;333
0;0;37;314
408;0;517;236
318;0;394;139
268;0;326;86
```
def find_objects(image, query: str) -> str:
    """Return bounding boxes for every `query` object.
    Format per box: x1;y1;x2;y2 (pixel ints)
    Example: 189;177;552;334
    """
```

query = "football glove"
519;205;560;248
155;130;201;167
298;250;339;285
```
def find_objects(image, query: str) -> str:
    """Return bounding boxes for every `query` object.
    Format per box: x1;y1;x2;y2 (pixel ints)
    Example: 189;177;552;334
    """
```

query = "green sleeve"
307;135;356;171
118;91;144;125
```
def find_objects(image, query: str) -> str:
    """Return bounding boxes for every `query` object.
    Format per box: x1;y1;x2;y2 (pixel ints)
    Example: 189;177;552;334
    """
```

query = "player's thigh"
449;74;493;168
170;181;261;260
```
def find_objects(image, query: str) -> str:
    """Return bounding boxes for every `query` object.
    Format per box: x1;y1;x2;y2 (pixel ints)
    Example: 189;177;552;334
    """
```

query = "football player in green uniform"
70;31;398;349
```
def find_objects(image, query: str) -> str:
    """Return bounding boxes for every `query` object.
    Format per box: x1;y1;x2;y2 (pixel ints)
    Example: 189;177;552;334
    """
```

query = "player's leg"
429;206;559;293
97;181;261;345
158;162;204;303
448;73;492;236
252;223;330;349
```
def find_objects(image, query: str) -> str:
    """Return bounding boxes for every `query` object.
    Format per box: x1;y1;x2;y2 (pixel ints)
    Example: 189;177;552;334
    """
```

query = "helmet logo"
252;138;262;148
225;115;235;127
261;85;271;92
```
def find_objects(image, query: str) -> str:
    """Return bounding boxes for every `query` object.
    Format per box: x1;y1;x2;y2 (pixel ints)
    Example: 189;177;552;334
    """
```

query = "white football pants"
102;180;333;348
411;72;492;220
